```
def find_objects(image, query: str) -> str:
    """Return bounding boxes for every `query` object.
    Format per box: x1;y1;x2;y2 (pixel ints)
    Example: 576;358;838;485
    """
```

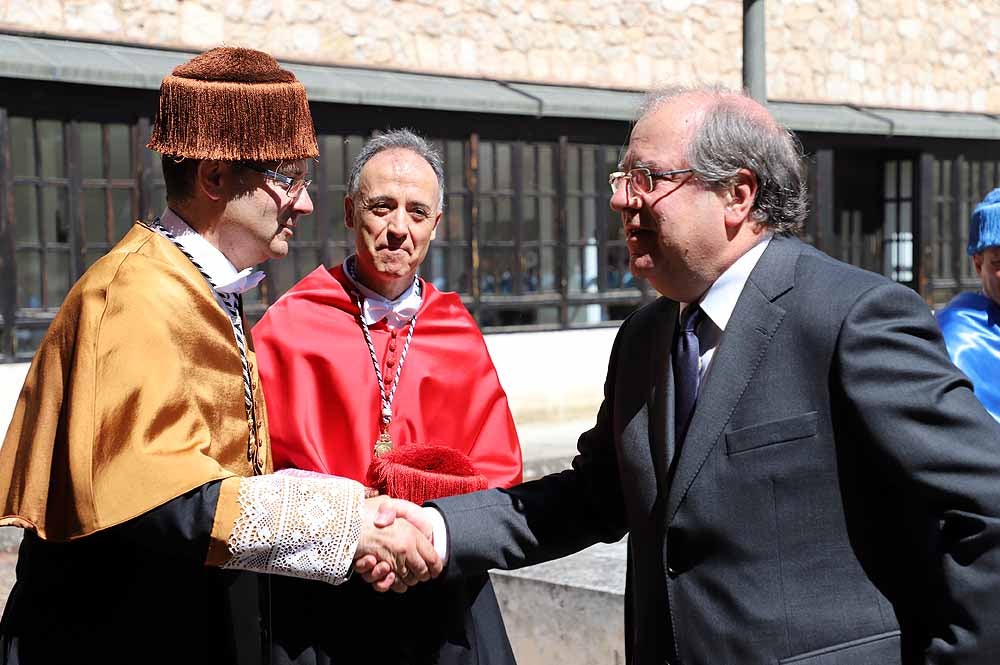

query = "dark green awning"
3;33;999;140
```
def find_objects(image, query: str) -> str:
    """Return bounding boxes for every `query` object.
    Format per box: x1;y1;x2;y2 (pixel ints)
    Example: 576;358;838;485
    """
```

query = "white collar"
342;255;422;328
682;233;773;331
158;208;265;294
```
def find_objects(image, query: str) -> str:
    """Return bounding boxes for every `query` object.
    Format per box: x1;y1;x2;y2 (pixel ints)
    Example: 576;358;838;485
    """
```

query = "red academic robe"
253;264;522;490
253;265;521;665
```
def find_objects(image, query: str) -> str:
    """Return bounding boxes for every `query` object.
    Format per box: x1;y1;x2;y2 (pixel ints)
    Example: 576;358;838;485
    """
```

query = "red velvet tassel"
366;444;488;505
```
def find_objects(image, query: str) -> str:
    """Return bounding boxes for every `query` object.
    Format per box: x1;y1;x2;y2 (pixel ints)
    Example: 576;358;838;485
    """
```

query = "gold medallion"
374;429;393;457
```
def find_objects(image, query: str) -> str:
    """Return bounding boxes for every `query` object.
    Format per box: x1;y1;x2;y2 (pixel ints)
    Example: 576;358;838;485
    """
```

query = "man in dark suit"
362;86;1000;664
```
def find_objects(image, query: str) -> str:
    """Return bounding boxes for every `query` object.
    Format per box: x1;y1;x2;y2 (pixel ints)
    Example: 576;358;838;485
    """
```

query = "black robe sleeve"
0;480;266;665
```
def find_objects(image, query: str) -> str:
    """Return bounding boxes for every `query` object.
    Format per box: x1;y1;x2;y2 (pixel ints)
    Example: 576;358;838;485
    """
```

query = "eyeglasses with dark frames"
239;162;312;199
608;166;694;194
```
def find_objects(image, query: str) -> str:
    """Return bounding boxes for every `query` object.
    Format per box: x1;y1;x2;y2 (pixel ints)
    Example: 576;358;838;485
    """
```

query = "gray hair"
639;85;808;235
347;128;445;210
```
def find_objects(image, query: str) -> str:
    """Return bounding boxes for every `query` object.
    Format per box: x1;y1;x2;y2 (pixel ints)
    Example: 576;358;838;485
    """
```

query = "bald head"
642;86;776;129
634;85;808;235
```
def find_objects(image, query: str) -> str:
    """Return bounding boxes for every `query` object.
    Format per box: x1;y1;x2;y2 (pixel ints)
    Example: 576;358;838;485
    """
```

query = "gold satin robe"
0;221;269;556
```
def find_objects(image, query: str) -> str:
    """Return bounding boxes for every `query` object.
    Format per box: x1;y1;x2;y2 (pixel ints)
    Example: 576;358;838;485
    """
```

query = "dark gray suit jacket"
430;235;1000;665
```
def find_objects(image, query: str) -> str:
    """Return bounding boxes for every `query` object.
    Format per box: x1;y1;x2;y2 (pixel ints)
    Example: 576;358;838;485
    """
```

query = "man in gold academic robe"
0;47;439;665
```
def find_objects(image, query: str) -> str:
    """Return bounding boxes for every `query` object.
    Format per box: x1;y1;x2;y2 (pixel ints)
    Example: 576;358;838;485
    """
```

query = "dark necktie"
673;304;703;450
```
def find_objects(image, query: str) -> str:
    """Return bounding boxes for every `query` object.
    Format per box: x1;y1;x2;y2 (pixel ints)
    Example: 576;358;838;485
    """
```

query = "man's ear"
344;195;356;230
196;160;227;202
973;252;984;276
724;168;758;228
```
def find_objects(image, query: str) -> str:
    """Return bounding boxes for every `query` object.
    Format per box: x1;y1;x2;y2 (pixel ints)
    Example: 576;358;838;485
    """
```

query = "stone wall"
767;0;1000;113
0;0;997;112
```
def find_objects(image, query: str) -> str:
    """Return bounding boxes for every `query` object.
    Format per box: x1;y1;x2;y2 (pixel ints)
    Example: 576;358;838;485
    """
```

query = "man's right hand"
355;496;442;593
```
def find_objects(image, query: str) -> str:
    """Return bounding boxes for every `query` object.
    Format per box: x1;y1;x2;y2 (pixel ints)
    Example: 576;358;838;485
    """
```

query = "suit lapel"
614;299;675;522
665;235;801;522
649;300;679;492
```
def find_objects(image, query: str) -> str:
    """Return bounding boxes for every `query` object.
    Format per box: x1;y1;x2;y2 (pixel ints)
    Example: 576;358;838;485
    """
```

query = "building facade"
1;0;999;361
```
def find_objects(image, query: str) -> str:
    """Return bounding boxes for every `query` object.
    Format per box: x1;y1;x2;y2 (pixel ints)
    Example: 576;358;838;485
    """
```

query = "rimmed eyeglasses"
608;167;694;194
240;163;312;199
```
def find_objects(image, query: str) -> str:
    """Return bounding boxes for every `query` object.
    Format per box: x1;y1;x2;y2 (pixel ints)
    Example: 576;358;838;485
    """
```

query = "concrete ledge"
491;539;627;665
0;530;20;554
516;417;592;480
0;363;29;440
0;529;20;611
484;327;616;425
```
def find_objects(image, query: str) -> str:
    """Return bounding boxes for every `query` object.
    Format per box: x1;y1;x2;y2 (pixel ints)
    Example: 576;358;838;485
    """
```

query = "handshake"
353;495;443;593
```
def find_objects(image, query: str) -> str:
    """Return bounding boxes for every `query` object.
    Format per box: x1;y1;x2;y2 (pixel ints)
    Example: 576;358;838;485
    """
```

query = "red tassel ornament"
366;444;488;505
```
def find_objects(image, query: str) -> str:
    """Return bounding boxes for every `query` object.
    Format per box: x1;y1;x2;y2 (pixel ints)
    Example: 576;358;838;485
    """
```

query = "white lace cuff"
222;471;365;585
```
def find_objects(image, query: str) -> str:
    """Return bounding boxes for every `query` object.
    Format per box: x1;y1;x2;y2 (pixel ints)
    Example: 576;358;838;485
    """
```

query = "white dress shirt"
680;233;772;383
341;256;422;328
157;208;266;302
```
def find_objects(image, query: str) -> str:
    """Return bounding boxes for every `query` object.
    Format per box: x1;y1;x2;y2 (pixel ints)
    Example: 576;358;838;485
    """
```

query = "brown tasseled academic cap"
147;47;319;162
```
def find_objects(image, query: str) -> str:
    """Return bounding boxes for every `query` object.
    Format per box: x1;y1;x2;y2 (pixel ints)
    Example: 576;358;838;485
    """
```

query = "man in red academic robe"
254;129;522;665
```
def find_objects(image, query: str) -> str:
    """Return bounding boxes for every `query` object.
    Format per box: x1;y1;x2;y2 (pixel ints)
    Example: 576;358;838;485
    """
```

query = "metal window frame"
5;65;1000;358
4;112;150;360
923;156;1000;306
0;107;15;358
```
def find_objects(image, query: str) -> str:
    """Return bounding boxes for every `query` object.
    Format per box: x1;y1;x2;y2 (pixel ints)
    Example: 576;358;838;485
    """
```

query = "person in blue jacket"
937;188;1000;421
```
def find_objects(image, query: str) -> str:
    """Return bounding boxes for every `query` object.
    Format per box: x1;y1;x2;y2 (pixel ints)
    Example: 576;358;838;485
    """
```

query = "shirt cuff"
427;507;449;564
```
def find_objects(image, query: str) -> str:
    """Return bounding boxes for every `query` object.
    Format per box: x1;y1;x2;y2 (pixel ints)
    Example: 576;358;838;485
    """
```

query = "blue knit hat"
968;188;1000;255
